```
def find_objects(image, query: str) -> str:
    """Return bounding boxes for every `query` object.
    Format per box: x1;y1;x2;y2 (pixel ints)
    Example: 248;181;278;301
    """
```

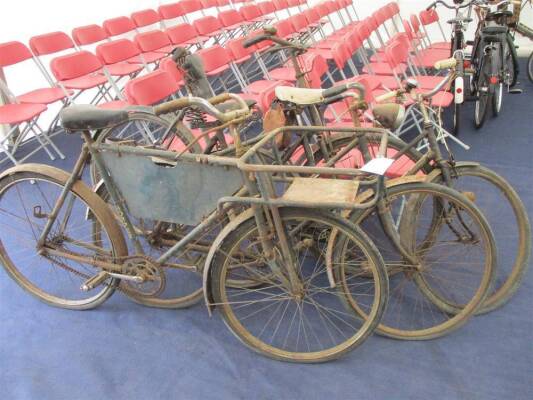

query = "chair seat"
268;67;296;82
414;49;451;68
308;48;334;60
245;79;282;94
363;62;407;76
106;62;144;77
429;41;451;50
59;73;108;90
18;87;70;104
154;44;176;54
425;90;453;107
128;52;166;64
184;36;210;46
205;64;231;76
0;103;47;124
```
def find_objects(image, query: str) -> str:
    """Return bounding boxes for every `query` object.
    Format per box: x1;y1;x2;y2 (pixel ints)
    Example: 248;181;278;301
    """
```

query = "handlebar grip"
434;57;457;70
323;84;350;99
153;98;191;115
374;90;398;103
243;34;269;48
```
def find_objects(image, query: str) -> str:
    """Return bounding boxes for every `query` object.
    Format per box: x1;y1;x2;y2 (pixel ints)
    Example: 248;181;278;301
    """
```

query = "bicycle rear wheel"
0;170;127;309
474;57;492;129
339;182;496;340
210;208;388;363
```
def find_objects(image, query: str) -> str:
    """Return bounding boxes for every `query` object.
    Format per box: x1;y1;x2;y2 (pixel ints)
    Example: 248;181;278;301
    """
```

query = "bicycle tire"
0;169;127;310
210;208;389;363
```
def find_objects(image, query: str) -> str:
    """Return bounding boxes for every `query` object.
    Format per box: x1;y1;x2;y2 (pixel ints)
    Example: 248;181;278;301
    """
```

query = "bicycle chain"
43;248;164;297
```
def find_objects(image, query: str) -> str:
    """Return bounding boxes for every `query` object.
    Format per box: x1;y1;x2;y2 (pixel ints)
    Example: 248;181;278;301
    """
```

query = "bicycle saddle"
60;105;129;132
275;86;326;105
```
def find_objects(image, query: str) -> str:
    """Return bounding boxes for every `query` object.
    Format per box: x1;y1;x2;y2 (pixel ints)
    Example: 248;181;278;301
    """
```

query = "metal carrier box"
100;151;244;226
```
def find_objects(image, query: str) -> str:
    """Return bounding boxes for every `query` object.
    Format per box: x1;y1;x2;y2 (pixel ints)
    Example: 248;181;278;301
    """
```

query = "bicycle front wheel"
341;182;496;340
0;170;127;309
210;208;388;363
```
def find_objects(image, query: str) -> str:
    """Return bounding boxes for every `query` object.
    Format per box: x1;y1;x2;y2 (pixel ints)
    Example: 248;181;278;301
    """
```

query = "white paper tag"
360;158;395;176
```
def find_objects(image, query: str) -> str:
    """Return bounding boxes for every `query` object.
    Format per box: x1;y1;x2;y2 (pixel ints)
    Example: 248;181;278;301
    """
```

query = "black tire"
474;65;491;129
0;170;127;310
314;134;531;314
210;208;389;363
527;51;533;83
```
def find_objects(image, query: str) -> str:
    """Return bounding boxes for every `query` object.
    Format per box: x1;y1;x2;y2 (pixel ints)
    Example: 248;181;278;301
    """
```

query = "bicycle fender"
202;208;256;315
425;161;481;182
0;163;128;258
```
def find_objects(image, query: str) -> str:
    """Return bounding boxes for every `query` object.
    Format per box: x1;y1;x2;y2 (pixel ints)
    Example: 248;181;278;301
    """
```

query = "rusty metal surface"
100;151;244;226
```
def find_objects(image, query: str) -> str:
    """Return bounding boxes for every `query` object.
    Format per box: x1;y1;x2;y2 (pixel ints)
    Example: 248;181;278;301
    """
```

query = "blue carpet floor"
1;61;532;400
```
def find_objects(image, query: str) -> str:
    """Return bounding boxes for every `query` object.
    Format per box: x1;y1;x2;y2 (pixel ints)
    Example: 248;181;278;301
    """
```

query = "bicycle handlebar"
153;93;250;122
243;26;308;52
426;0;477;11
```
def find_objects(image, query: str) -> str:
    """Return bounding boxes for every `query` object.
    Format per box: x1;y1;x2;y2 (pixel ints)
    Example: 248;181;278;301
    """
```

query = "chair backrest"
103;16;137;37
159;58;184;84
401;19;415;41
200;0;218;9
72;25;108;46
180;0;203;15
258;2;276;16
304;54;328;89
134;30;171;52
218;10;243;27
131;9;161;29
330;42;351;71
240;5;262;21
29;31;75;56
196;45;231;73
275;19;295;39
96;39;141;65
385;39;409;69
125;70;180;105
410;14;421;34
165;23;198;45
158;2;185;21
289;14;308;32
273;0;289;11
287;0;300;8
193;16;222;36
50;50;102;81
226;37;254;62
217;0;230;6
419;9;439;26
303;8;320;24
0;41;33;67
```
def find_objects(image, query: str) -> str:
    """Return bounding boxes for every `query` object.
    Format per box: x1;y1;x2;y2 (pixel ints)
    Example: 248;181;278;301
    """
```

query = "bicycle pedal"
508;88;523;94
81;271;109;291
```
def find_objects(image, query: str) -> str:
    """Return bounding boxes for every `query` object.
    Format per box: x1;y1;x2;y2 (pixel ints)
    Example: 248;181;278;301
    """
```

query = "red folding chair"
165;23;209;50
240;4;272;28
0;41;66;164
72;25;109;49
134;30;174;55
158;2;187;27
131;9;163;32
103;16;138;40
179;0;204;23
193;16;228;44
125;69;181;105
50;51;118;106
218;9;253;36
418;9;451;50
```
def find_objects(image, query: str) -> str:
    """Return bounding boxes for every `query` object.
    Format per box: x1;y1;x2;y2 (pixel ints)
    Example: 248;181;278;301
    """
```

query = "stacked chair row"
0;0;456;166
